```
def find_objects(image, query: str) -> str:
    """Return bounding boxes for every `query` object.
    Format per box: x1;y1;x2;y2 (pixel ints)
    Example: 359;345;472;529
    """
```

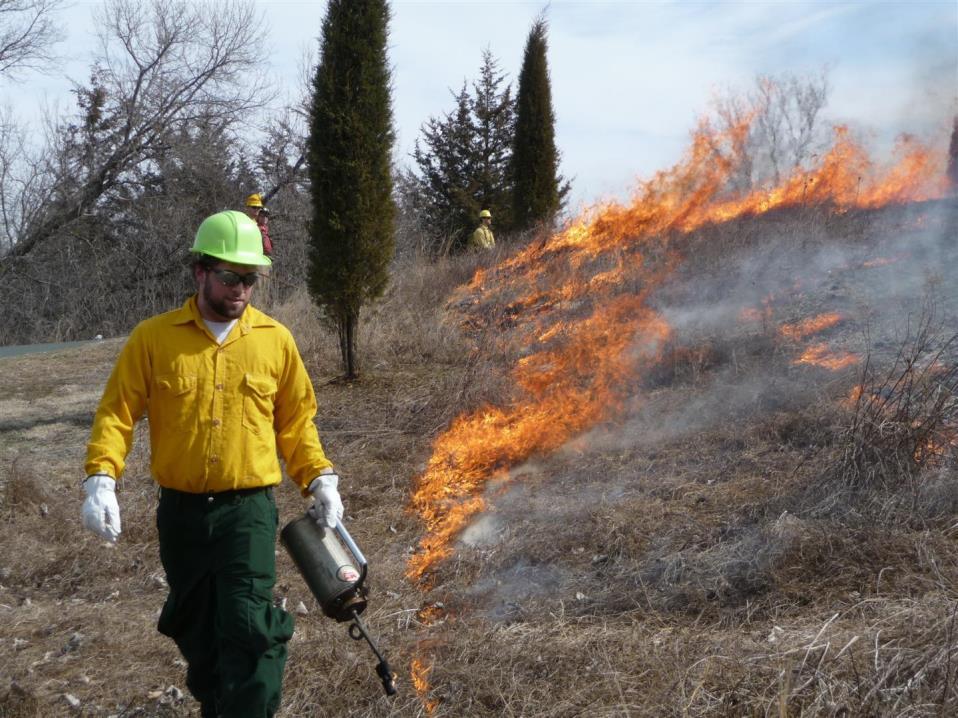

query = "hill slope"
1;198;956;716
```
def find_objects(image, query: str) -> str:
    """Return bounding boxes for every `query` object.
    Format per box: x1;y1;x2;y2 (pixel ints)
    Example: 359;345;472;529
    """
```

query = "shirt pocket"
242;373;277;435
153;374;198;428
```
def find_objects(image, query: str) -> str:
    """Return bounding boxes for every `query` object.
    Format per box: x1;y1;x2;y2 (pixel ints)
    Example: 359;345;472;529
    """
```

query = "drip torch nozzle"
377;660;398;696
349;609;398;696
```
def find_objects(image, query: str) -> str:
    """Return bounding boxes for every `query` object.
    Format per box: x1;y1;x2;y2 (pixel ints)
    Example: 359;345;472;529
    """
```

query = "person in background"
81;210;343;717
468;208;495;251
244;192;273;257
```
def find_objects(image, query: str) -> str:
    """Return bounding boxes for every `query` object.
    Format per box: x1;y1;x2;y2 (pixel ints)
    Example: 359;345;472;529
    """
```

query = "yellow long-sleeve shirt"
85;296;333;495
468;224;495;250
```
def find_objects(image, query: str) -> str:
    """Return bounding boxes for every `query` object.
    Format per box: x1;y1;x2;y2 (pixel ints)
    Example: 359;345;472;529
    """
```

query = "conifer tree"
511;16;567;231
947;116;958;191
308;0;395;379
471;50;514;230
412;51;513;253
412;83;477;253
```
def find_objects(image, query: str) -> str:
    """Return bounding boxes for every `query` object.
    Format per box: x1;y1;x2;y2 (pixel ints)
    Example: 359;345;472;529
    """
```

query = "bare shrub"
0;459;50;511
829;310;958;496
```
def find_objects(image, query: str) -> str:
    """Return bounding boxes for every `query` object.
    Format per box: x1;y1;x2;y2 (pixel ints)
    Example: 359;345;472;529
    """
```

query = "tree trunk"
338;310;359;380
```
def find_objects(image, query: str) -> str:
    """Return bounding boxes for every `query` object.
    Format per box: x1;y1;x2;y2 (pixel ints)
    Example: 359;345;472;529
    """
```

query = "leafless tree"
712;70;830;192
0;0;277;343
0;0;64;79
754;71;830;184
0;0;270;266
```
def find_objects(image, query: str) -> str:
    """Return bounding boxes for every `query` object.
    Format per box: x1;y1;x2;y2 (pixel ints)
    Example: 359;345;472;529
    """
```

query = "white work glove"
82;475;121;543
307;471;344;529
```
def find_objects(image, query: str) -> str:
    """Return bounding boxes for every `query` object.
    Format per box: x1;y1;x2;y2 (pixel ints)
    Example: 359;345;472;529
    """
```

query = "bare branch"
0;0;64;79
0;0;270;265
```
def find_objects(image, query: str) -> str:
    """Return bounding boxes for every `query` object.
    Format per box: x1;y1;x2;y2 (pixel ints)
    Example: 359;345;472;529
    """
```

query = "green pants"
156;487;294;718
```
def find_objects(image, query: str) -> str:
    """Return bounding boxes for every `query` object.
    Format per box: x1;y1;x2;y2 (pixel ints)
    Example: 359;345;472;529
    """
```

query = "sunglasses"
210;268;260;288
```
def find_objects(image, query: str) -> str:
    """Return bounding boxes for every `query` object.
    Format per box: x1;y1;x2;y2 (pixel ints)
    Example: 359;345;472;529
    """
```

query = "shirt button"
207;496;214;504
215;383;224;391
212;419;221;427
209;456;219;464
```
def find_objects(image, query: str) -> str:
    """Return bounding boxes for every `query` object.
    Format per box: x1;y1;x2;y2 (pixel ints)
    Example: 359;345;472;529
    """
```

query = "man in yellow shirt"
468;208;495;250
81;210;342;717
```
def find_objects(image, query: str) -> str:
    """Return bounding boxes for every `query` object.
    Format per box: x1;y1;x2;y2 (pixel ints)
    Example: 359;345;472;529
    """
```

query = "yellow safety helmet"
191;210;272;267
479;209;492;219
245;193;264;209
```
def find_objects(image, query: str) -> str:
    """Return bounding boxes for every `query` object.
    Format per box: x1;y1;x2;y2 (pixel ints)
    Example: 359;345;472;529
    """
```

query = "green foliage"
471;51;515;229
511;16;568;231
411;50;513;254
307;0;396;378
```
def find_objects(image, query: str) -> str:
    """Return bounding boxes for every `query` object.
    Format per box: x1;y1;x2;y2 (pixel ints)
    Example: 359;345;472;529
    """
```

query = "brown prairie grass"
1;203;957;716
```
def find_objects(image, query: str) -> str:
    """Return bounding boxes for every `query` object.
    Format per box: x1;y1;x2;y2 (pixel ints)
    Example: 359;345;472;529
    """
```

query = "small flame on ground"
843;385;864;408
914;433;958;465
411;658;438;714
780;312;845;340
794;342;860;370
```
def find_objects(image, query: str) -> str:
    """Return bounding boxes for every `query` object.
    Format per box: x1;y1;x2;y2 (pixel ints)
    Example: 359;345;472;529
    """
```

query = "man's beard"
202;276;249;320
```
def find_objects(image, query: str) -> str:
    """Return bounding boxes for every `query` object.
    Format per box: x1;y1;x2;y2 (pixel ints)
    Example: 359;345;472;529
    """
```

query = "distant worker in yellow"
244;193;273;257
468;209;495;251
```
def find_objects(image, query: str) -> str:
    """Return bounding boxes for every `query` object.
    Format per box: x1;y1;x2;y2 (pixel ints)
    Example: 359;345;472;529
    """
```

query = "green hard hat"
191;210;272;267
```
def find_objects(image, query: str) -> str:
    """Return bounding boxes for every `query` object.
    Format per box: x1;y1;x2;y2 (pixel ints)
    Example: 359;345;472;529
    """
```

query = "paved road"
0;340;99;360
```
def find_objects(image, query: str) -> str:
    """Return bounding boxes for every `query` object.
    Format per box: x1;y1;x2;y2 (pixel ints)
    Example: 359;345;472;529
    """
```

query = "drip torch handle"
334;519;368;571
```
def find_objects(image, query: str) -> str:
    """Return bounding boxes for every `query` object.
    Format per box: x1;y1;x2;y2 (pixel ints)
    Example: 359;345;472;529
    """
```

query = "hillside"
0;193;956;716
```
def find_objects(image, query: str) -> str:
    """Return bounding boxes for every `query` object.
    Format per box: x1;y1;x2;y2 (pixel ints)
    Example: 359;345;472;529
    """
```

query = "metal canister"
280;515;368;622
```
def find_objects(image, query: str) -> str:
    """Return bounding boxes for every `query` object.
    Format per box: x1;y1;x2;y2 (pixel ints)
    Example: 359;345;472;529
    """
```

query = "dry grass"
2;203;958;716
829;313;958;495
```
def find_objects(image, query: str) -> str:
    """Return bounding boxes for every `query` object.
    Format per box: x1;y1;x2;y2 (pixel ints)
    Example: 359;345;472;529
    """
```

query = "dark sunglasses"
210;268;260;288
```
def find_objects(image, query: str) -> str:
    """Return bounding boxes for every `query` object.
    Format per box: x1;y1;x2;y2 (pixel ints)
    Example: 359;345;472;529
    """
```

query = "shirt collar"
171;295;277;336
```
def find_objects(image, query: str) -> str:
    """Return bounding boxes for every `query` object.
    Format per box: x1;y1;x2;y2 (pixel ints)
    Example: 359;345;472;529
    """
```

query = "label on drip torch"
337;565;360;583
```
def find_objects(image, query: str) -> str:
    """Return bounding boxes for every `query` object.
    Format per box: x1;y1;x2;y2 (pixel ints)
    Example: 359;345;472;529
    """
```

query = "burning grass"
1;193;957;714
826;310;958;497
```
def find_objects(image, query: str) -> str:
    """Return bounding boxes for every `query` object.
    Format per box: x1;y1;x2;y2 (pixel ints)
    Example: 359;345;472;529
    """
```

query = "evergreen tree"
511;16;568;231
411;51;513;254
308;0;395;379
947;115;958;191
471;50;514;230
412;83;477;253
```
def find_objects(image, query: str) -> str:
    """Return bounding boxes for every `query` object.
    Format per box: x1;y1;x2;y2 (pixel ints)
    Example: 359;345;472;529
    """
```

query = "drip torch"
281;515;398;696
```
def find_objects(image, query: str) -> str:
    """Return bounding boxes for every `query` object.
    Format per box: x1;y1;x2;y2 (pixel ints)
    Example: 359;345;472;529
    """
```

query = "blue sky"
10;1;958;210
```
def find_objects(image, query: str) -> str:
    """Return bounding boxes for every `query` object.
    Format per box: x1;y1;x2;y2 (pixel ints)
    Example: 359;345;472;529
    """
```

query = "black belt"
158;485;273;505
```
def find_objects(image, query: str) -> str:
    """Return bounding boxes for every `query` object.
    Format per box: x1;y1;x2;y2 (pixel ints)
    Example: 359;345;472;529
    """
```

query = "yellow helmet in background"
191;211;272;267
479;209;492;219
245;193;264;209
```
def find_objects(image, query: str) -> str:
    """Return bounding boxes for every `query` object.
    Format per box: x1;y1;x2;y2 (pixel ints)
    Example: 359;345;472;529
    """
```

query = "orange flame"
914;433;958;465
780;312;845;340
843;384;864;408
411;658;438;714
407;114;948;582
794;342;859;370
